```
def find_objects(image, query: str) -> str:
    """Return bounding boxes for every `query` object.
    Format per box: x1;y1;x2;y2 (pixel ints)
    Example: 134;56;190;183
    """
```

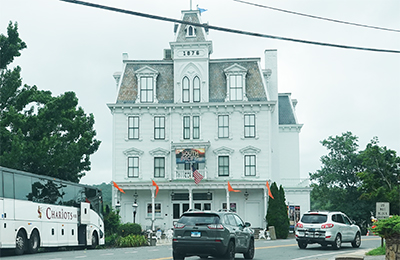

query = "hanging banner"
175;148;206;164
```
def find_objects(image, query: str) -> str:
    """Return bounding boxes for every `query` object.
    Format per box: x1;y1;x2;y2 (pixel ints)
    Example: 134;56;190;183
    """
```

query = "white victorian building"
108;9;310;231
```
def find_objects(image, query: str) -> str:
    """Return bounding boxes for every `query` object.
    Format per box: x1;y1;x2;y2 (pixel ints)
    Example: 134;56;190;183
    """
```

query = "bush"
366;246;386;256
118;235;148;247
105;233;119;247
104;206;120;236
371;215;400;239
118;223;142;237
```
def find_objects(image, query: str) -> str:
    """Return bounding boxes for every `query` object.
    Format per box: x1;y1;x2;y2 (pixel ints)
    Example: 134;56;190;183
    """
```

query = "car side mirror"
245;222;251;227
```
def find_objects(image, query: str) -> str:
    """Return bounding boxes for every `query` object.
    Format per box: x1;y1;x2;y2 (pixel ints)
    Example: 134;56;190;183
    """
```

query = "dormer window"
224;64;248;102
135;66;159;103
186;25;196;37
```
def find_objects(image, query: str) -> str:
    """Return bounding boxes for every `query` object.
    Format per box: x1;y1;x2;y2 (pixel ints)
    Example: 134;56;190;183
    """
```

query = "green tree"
0;21;26;69
309;132;373;228
358;137;400;215
266;182;290;239
0;21;101;182
94;182;112;208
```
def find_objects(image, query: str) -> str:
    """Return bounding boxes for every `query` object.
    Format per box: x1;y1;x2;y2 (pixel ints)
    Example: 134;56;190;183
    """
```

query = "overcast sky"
1;0;399;185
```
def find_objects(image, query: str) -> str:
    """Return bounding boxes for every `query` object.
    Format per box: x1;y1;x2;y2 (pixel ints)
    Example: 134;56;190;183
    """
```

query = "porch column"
226;189;230;211
263;187;267;227
188;187;193;209
151;188;155;230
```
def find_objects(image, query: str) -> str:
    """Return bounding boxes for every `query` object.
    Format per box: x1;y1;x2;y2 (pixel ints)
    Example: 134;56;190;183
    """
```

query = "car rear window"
301;214;327;224
178;214;220;226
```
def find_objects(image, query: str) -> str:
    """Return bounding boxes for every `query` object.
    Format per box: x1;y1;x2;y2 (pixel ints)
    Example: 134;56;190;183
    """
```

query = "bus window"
62;184;78;207
37;179;63;205
3;171;14;199
14;174;32;200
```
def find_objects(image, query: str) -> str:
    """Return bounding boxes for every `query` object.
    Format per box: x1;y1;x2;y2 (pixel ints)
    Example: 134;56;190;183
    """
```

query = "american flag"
192;165;204;185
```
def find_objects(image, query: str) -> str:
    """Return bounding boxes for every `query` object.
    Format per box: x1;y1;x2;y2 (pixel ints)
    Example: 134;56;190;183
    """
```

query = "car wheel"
297;241;307;249
351;232;361;248
223;240;235;260
173;251;185;260
243;239;255;259
15;230;27;255
28;230;40;254
332;234;342;249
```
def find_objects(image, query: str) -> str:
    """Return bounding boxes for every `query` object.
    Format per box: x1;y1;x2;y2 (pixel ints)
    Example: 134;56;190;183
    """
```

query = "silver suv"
295;211;361;249
172;210;255;260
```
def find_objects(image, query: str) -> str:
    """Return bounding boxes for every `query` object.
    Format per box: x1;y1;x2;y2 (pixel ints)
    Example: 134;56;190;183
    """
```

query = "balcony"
173;169;207;180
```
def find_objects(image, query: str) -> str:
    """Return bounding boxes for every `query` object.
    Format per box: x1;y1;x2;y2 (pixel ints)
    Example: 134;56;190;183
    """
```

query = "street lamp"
132;202;138;223
115;201;121;215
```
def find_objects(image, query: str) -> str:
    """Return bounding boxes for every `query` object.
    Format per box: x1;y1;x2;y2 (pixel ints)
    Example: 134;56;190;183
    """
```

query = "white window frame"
127;156;139;178
244;114;256;138
123;147;144;180
154;116;165;140
128;116;139;140
135;66;159;103
218;155;230;177
154;157;165;178
193;76;201;102
186;25;196;37
182;76;190;103
182;115;201;140
244;155;256;176
239;146;261;178
147;203;162;217
224;64;247;102
218;115;229;139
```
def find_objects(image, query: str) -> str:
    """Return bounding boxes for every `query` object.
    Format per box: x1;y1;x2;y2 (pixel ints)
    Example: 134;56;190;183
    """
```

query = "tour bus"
0;166;104;255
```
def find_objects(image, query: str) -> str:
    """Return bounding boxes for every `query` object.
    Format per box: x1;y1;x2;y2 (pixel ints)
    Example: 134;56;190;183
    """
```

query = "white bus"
0;166;104;255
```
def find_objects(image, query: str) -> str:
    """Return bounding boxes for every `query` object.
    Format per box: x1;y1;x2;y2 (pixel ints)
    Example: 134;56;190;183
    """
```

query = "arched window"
182;77;190;102
187;26;196;37
193;76;200;102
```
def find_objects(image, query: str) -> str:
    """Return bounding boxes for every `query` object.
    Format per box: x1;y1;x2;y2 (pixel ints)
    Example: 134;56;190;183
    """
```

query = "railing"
280;178;310;187
174;170;207;180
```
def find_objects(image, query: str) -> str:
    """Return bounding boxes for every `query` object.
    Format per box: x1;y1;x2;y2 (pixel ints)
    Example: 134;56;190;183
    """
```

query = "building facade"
108;9;310;231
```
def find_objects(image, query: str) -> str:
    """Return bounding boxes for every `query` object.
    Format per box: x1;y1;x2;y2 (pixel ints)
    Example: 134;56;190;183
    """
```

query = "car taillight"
295;223;303;228
207;224;224;229
321;223;334;229
174;223;186;229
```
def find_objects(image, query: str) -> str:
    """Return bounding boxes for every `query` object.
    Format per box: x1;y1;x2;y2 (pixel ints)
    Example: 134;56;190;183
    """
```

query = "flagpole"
190;0;192;10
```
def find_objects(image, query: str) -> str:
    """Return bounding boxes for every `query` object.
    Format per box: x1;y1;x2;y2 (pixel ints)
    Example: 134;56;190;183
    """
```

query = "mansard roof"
278;94;297;125
175;10;208;43
116;58;268;104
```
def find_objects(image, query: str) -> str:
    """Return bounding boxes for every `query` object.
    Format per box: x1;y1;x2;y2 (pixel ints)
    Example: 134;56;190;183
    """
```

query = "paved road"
0;236;384;260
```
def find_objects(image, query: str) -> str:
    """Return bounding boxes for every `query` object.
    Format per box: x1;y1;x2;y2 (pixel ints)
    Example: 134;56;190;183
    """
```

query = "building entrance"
171;192;213;221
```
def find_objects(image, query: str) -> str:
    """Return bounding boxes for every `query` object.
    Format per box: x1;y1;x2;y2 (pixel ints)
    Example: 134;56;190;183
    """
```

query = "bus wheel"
28;230;40;254
91;232;98;249
15;230;27;255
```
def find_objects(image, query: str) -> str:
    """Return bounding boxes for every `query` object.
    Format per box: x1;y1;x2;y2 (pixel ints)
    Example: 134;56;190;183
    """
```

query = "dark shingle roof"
279;95;296;125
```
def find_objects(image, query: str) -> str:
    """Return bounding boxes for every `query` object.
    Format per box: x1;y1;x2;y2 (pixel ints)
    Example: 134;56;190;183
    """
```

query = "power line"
233;0;400;33
59;0;400;54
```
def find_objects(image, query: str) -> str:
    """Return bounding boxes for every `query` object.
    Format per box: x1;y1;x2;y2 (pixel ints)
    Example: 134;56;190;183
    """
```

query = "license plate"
191;231;201;238
308;228;315;231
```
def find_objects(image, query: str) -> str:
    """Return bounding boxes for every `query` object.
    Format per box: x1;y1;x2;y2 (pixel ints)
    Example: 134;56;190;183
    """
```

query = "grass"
366;246;386;256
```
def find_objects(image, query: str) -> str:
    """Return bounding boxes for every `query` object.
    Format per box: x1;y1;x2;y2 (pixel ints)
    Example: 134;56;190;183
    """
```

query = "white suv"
295;211;361;249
